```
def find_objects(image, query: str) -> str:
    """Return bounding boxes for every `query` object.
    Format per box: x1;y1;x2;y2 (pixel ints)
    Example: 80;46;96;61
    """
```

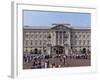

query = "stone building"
23;24;91;55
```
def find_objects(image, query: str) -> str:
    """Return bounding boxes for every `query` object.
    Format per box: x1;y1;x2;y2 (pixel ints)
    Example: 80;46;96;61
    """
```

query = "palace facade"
23;24;91;55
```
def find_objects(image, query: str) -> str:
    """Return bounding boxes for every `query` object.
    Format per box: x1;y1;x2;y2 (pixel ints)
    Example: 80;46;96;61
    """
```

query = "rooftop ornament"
52;23;70;26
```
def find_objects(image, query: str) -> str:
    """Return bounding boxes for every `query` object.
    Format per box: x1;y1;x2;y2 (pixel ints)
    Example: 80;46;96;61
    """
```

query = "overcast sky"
23;10;91;28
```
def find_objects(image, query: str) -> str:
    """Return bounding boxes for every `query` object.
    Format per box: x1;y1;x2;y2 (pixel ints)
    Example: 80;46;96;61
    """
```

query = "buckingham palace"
23;23;91;55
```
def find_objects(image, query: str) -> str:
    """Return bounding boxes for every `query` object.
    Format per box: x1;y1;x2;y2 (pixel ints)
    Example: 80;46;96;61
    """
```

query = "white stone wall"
23;26;91;54
71;30;91;52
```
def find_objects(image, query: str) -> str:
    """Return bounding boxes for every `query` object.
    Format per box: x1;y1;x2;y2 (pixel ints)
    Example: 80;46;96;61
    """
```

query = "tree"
34;48;38;54
82;48;86;54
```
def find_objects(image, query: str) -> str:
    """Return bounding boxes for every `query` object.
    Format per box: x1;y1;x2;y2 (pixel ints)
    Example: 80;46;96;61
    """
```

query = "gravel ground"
23;57;91;69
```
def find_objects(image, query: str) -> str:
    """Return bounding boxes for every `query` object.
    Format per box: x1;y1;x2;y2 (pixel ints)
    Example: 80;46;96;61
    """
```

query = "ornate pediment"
51;24;71;30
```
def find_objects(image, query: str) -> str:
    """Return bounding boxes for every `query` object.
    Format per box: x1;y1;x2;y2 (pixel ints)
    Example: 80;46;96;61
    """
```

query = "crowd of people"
23;51;91;69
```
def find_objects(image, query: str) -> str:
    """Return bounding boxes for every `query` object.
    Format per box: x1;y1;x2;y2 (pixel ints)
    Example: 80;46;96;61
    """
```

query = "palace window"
75;35;77;38
28;40;31;45
47;34;51;39
35;34;38;38
87;40;90;45
35;40;37;45
44;34;47;38
83;40;85;45
87;35;90;38
78;32;80;34
30;33;33;38
25;34;28;38
25;47;28;52
83;35;85;38
43;40;46;45
79;40;81;45
79;35;81;38
25;40;28;45
40;40;42;45
75;40;77;45
71;35;73;38
40;34;42;38
30;40;33;45
53;33;55;36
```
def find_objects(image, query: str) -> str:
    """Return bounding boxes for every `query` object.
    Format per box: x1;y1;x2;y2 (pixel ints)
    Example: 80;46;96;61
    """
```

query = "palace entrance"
51;45;65;55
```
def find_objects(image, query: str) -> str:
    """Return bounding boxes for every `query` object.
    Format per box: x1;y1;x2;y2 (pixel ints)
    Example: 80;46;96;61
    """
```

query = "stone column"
64;44;69;55
57;32;59;45
62;31;63;46
58;32;60;45
47;43;51;55
65;47;68;55
41;47;44;54
47;46;51;55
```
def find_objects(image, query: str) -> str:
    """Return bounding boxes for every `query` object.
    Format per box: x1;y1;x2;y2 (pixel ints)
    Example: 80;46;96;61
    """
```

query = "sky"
23;10;91;28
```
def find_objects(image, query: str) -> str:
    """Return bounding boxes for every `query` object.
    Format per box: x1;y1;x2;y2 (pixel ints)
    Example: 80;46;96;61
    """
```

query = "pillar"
62;31;63;46
65;47;68;55
47;46;51;55
64;44;69;55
